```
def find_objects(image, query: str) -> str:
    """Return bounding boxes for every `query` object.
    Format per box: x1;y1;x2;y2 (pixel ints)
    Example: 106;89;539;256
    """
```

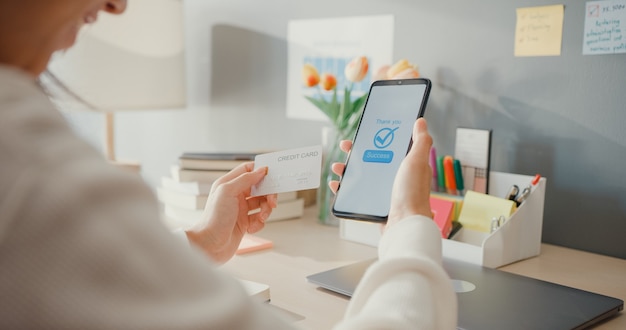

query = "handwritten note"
514;5;565;57
583;0;626;55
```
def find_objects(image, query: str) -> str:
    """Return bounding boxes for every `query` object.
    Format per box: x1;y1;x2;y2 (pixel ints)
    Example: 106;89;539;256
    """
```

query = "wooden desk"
221;206;626;329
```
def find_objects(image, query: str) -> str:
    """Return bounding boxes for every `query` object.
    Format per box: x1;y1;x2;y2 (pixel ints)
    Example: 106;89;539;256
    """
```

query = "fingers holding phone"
387;118;433;227
329;139;353;194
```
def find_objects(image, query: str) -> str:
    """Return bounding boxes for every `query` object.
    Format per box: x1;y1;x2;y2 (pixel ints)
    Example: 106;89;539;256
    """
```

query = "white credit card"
251;145;322;197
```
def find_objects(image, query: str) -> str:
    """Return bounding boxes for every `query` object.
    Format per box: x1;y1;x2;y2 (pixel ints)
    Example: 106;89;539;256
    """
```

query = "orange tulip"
389;67;420;79
372;65;390;81
387;59;419;79
302;64;320;87
319;73;337;91
344;56;369;83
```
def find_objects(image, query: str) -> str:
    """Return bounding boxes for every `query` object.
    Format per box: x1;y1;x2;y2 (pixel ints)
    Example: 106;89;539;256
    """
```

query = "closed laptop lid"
306;258;624;330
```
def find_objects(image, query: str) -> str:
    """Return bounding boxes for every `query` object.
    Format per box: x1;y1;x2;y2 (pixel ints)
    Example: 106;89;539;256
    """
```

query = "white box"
339;171;546;268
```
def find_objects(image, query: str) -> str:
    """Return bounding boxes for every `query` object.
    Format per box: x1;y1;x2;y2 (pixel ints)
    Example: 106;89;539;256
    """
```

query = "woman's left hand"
185;162;277;263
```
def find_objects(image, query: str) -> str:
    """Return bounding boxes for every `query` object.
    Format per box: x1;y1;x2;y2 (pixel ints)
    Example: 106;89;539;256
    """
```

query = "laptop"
306;258;623;330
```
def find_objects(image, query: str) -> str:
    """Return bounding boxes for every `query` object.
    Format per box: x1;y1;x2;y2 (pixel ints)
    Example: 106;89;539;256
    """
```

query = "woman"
0;1;456;329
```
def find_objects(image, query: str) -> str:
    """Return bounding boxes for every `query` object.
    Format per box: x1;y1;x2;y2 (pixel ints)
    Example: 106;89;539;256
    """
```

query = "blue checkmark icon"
373;127;399;149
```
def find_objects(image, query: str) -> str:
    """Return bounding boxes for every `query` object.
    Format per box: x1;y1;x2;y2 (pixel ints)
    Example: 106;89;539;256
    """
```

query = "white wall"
62;0;626;259
67;0;329;188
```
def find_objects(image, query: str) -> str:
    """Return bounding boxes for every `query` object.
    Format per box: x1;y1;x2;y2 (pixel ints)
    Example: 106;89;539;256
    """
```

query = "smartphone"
331;78;432;222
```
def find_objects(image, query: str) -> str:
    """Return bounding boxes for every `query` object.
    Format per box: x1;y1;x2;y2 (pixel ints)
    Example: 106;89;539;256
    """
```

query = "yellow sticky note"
458;191;517;233
515;4;565;56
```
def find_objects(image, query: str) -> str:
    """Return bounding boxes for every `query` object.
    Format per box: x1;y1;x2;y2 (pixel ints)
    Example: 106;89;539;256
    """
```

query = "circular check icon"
373;127;399;149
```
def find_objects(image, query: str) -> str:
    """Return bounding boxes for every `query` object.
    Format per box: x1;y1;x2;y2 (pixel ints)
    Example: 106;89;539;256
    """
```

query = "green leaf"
305;96;332;119
328;89;340;123
344;93;367;124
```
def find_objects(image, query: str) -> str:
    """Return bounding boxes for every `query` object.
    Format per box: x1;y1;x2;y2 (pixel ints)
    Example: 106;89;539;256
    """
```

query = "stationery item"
161;176;212;195
251;145;322;196
430;196;455;238
170;165;228;183
457;190;517;233
530;173;541;186
443;156;457;194
505;184;519;201
163;195;305;226
238;279;270;302
490;215;507;233
454;128;492;194
430;192;464;221
236;234;274;255
156;187;208;210
429;147;438;191
448;221;463;239
453;159;464;195
515;186;531;206
179;152;257;171
436;156;446;192
515;174;542;206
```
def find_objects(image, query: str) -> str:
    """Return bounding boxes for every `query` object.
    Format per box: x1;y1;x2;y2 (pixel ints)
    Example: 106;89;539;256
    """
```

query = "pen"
453;159;464;195
429;147;438;192
505;185;519;201
515;174;541;206
436;156;446;193
531;174;541;186
515;187;531;206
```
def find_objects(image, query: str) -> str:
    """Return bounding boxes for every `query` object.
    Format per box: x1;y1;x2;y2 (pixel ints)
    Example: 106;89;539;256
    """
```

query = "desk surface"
221;206;626;329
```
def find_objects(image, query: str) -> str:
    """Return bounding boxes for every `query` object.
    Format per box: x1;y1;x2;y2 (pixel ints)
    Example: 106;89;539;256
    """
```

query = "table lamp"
47;0;186;172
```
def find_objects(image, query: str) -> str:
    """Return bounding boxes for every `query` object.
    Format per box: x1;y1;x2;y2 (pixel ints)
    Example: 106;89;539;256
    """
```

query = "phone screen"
332;78;431;222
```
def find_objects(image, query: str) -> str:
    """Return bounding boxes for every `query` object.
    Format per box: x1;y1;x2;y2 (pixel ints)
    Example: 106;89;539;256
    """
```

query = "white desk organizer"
339;171;546;268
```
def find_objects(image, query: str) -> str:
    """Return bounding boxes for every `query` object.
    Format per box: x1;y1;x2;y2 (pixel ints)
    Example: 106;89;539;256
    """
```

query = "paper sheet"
583;0;626;55
454;128;491;194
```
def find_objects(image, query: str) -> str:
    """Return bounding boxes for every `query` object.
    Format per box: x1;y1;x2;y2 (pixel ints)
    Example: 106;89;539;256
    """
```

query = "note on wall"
514;5;565;57
583;0;626;55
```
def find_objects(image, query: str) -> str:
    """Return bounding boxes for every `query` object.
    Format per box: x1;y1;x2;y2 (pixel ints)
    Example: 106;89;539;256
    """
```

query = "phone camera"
398;80;402;84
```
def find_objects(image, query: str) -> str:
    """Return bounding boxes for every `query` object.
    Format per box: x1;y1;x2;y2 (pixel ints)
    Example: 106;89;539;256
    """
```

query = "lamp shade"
49;0;186;111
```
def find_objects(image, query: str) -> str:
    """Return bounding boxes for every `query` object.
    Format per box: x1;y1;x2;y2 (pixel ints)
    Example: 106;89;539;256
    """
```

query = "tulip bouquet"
301;56;420;224
301;57;420;141
301;56;371;142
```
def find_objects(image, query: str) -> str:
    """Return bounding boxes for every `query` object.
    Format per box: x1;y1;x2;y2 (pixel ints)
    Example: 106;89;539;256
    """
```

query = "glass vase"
317;126;348;226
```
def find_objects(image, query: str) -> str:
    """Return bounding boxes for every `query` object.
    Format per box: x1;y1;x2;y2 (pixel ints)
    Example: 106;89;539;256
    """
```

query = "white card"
251;145;322;197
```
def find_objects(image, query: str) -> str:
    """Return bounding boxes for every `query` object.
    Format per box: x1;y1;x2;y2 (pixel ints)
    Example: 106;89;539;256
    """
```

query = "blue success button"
363;150;394;163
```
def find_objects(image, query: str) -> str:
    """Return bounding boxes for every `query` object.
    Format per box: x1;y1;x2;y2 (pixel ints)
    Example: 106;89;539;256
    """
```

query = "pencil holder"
339;171;547;268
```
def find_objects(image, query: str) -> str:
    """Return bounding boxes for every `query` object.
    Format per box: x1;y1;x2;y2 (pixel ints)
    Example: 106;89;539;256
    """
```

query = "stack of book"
158;152;305;229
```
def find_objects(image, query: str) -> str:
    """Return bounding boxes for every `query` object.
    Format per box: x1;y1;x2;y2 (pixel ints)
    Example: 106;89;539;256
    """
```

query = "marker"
429;147;438;192
531;174;541;186
515;174;541;206
453;159;464;195
505;185;519;201
436;156;445;192
515;186;531;206
443;156;457;194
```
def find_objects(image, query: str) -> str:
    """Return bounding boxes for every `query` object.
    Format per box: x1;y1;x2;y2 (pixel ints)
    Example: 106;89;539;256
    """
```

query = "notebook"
239;278;270;302
306;258;623;329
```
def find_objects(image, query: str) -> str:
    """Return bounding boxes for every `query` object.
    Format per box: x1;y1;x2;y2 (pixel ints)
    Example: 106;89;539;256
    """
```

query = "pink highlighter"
429;147;438;191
